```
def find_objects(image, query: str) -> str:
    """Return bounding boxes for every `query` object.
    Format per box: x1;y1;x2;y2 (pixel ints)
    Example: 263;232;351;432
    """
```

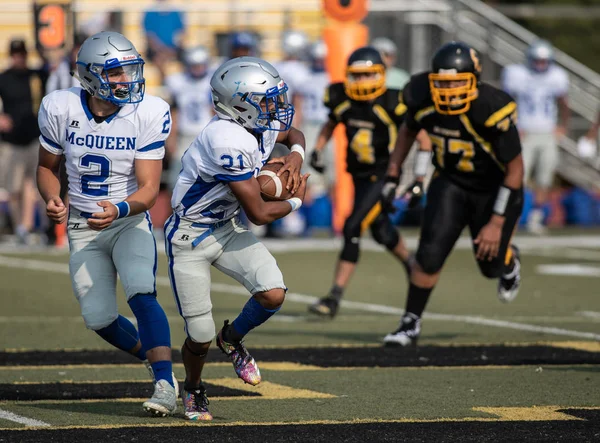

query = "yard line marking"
577;311;600;319
537;264;600;277
0;408;50;427
1;256;599;341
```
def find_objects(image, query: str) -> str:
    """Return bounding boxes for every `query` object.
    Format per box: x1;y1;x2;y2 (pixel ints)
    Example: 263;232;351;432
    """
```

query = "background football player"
381;41;524;347
502;40;569;234
165;56;309;421
36;32;177;415
165;45;213;190
273;30;311;128
308;46;431;319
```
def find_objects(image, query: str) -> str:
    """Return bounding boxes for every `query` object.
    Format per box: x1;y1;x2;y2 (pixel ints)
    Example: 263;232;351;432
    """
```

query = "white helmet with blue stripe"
75;31;145;106
210;56;294;133
526;39;554;73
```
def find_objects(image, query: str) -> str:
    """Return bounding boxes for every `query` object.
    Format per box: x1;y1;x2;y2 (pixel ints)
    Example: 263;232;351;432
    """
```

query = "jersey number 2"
80;154;111;196
350;128;375;164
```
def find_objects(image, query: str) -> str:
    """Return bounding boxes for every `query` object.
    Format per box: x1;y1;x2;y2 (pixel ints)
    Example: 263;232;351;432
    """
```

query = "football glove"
310;149;326;173
405;180;424;209
380;175;400;213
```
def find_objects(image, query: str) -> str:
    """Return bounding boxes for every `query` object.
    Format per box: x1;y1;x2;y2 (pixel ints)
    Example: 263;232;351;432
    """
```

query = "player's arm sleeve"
209;146;255;183
38;95;63;155
556;69;570;97
135;101;171;160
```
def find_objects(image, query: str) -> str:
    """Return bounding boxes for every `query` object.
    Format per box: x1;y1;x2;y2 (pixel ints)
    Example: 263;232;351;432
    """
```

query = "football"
257;163;292;201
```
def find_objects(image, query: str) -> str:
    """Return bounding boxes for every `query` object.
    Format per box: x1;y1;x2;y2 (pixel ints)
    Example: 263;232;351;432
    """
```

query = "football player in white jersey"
298;40;332;196
165;56;309;421
36;31;178;416
273;30;311;128
502;40;570;234
165;46;214;189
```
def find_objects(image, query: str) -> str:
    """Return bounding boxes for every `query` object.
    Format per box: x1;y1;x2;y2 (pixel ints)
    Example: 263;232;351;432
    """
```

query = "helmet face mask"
76;32;145;106
210;56;294;133
429;42;480;115
344;47;387;101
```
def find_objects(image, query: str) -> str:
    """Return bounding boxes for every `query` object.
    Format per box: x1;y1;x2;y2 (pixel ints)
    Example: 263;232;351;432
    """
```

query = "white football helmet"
75;31;145;105
372;37;398;58
184;46;210;79
282;30;309;59
210;56;294;133
526;40;554;73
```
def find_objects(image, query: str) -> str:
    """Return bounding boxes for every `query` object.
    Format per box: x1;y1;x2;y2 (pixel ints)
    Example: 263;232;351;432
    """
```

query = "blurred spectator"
273;30;311;128
164;46;213;190
371;37;410;90
142;0;185;81
502;40;570;234
577;112;599;159
230;32;258;59
46;33;86;93
78;11;122;37
0;39;48;244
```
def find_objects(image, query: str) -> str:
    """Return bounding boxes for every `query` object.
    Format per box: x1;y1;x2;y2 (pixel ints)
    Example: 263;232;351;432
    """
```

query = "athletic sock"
404;283;433;318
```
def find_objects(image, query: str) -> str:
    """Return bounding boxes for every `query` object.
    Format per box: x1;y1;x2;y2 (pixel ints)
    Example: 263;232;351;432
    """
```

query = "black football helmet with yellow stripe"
429;41;481;115
344;46;387;101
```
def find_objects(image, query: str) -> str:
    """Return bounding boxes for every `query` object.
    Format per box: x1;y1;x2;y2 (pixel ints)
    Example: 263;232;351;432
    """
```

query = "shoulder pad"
472;83;517;132
402;72;432;111
324;82;347;109
382;87;406;116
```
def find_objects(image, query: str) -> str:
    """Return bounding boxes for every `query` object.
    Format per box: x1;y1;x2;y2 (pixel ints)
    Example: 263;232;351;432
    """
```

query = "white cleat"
383;313;421;347
143;379;177;417
144;360;179;396
498;246;521;303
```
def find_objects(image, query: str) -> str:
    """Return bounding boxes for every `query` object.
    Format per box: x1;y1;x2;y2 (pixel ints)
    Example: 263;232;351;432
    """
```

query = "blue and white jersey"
502;64;569;133
298;70;330;124
165;72;213;136
38;87;170;214
171;117;279;224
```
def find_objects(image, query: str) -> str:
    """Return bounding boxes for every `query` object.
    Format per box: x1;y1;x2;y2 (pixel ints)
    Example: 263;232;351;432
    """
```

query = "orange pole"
322;0;369;233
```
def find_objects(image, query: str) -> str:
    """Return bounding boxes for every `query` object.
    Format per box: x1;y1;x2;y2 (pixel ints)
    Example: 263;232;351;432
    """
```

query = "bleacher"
0;0;325;94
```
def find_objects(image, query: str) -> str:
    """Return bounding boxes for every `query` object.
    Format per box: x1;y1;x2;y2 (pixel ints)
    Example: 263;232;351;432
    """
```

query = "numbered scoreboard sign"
33;1;72;52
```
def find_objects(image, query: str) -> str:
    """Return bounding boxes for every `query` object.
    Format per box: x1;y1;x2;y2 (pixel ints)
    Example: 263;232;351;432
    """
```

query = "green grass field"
0;231;598;442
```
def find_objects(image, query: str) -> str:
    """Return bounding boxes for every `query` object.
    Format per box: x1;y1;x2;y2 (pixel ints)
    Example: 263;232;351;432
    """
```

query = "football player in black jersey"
381;41;524;346
307;46;431;319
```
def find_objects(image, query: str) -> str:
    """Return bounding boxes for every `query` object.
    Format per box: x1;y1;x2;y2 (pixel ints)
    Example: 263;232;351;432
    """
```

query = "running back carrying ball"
257;163;293;201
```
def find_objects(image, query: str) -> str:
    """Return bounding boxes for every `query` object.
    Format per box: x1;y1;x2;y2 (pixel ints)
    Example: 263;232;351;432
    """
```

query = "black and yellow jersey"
325;82;406;179
404;72;521;191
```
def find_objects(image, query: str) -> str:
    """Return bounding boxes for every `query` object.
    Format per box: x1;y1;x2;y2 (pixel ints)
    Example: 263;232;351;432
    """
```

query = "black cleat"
308;296;340;319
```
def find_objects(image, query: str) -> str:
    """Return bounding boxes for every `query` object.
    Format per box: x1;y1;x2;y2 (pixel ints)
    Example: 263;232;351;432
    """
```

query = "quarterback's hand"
268;151;303;194
404;180;424;209
46;196;67;224
381;175;400;213
309;149;326;174
88;201;118;231
474;216;504;261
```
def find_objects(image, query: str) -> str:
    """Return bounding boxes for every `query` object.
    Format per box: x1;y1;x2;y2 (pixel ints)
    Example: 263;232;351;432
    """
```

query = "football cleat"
308;296;339;319
182;384;212;421
498;245;521;303
216;321;261;386
143;360;179;396
143;379;177;416
383;313;421;347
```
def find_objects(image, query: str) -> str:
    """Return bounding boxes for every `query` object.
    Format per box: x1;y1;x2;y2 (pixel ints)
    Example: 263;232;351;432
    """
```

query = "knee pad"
340;218;361;263
84;312;118;331
185;311;216;344
415;250;444;275
370;215;399;250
